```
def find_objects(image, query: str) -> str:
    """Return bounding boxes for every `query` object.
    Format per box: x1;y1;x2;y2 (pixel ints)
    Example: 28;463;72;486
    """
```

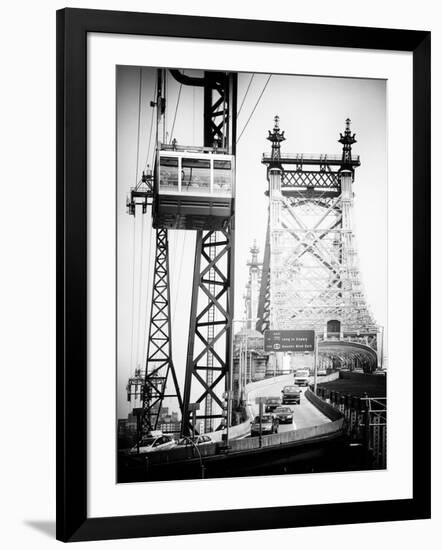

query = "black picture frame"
56;8;431;542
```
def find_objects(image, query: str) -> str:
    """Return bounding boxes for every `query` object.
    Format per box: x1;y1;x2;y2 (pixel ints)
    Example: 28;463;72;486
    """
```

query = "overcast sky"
116;66;387;419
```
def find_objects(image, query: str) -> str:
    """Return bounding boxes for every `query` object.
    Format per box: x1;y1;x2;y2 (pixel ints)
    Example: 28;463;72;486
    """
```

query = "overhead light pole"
223;317;260;449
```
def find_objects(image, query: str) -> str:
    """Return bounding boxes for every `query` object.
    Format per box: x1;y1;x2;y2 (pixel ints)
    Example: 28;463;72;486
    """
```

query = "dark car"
274;406;294;425
265;396;281;413
177;435;212;446
250;414;279;436
281;385;301;405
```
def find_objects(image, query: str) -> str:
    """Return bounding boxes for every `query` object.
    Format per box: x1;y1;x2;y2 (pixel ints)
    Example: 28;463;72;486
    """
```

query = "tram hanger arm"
169;69;206;87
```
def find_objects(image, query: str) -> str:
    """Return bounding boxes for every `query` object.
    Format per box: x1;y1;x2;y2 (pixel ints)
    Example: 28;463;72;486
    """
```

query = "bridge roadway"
118;374;343;482
245;374;330;436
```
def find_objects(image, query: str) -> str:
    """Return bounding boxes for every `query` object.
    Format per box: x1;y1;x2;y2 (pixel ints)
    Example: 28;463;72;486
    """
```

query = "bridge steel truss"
258;118;379;369
181;227;234;435
139;228;183;434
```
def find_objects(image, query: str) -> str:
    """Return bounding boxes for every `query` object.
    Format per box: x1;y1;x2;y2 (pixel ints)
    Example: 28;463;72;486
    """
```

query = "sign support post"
132;407;144;454
259;400;263;448
313;333;319;394
255;397;267;448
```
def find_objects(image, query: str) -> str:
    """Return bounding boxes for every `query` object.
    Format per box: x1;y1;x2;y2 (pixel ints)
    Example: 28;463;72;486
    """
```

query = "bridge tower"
126;69;237;438
244;241;262;330
258;117;379;372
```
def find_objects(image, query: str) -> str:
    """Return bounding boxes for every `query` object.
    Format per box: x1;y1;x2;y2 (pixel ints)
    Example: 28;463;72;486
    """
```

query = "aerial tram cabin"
152;143;235;230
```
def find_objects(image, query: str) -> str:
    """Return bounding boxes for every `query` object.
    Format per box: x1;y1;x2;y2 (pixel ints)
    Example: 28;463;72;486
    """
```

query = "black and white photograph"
0;0;437;545
116;66;387;483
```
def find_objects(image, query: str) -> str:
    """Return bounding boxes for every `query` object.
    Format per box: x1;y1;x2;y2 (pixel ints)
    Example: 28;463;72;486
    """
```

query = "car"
265;396;282;413
274;406;294;424
281;385;301;405
129;433;176;454
317;368;327;376
294;369;310;386
250;414;279;437
176;435;213;446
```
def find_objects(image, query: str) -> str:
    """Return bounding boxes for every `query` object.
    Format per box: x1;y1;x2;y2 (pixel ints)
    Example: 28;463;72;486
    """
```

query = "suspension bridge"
119;68;386;481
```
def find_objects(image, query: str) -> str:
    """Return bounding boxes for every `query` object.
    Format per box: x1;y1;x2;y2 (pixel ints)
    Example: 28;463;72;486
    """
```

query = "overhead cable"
237;74;272;144
169;83;183;144
237;73;255;117
135;67;143;185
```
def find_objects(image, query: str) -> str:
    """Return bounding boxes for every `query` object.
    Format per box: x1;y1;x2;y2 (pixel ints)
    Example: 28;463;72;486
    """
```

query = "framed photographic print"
56;8;431;542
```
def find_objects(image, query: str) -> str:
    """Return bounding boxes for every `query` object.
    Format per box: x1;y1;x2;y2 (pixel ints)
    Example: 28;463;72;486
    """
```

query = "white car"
294;369;310;386
129;433;176;454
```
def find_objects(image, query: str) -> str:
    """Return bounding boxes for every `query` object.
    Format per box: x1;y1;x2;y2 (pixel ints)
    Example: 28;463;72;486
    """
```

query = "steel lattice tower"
180;71;237;436
258;117;379;361
138;228;183;432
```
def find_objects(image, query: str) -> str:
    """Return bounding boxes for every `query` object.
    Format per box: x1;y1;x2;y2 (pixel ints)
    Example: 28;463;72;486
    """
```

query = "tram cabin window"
181;158;210;193
213;159;232;195
159;156;178;191
157;150;234;198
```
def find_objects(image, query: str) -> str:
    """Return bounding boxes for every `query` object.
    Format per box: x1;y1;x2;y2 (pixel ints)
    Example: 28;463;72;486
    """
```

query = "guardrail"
262;153;360;164
312;371;340;385
228;417;344;452
142;414;345;465
304;389;343;421
313;385;386;468
123;379;346;468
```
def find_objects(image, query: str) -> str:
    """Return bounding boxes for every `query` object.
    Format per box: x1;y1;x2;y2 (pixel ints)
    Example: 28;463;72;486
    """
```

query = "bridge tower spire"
267;115;286;165
339;117;357;173
245;240;262;330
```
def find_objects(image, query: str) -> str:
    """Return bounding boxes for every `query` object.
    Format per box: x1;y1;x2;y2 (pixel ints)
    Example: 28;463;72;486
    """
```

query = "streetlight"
180;435;205;479
223;317;260;449
233;317;260;400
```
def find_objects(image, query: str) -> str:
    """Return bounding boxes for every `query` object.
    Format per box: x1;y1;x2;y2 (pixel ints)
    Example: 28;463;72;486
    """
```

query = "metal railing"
262;152;360;164
314;387;387;468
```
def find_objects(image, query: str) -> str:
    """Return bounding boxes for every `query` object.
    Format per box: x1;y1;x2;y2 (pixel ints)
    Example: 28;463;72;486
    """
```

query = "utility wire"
144;79;157;171
129;216;137;374
135;213;146;368
169;83;183;144
130;68;143;374
135;67;143;185
237;74;272;144
237;73;254;117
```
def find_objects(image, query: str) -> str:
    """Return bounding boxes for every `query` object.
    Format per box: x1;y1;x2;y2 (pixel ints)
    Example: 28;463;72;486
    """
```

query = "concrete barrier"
145;415;344;465
312;371;340;384
304;389;343;421
204;374;294;442
228;417;344;452
208;384;344;452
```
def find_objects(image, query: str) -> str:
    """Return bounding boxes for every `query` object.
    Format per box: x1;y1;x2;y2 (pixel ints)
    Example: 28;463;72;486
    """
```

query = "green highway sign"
264;330;315;352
